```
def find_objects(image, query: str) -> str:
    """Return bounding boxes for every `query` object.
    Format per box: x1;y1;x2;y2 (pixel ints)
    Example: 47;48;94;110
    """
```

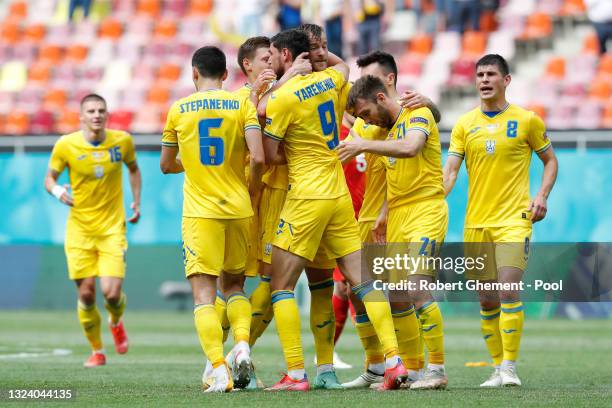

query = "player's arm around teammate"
45;94;140;367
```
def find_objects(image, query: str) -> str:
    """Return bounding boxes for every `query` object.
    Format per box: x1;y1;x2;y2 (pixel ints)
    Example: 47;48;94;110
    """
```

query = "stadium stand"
0;0;608;135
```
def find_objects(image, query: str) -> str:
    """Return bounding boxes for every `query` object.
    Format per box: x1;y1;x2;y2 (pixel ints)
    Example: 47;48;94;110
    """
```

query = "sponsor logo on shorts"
264;243;272;256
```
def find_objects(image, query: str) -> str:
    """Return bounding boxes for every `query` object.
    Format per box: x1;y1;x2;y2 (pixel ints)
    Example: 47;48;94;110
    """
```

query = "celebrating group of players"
46;22;558;394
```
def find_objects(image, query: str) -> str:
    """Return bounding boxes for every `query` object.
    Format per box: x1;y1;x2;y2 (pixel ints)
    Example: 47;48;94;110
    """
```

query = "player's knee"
479;299;500;310
499;290;519;304
102;287;121;304
79;290;96;305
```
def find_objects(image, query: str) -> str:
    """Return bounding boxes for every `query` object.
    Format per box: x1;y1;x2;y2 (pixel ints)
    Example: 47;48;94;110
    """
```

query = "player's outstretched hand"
372;213;387;244
291;52;312;76
127;202;141;224
337;131;363;162
399;90;427;109
253;69;276;96
529;194;547;223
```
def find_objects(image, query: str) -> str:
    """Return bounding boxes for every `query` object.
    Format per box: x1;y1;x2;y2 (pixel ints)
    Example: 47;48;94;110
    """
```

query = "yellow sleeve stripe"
245;125;261;132
407;127;430;138
161;142;178;147
448;151;464;158
535;143;551;154
263;130;283;141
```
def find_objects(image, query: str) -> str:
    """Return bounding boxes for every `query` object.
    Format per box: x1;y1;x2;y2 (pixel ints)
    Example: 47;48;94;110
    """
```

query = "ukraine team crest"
485;140;496;154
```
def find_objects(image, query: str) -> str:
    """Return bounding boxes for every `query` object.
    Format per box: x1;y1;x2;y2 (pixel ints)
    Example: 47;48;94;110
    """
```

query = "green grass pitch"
1;311;611;407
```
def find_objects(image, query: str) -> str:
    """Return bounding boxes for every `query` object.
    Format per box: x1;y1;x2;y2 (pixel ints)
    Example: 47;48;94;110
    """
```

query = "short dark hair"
356;51;398;86
80;93;106;108
347;75;388;112
192;46;226;79
271;29;310;61
237;36;271;75
476;54;510;76
298;23;323;41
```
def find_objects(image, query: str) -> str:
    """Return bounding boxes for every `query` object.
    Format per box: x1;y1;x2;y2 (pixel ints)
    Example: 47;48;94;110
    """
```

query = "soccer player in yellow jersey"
339;74;449;389
160;46;265;392
263;29;405;391
341;51;446;389
443;54;558;387
44;94;142;368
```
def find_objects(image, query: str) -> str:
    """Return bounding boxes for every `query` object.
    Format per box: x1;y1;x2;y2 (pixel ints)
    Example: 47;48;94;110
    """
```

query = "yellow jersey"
449;104;551;228
49;129;136;236
264;67;348;199
350;117;388;221
385;107;444;209
162;89;261;219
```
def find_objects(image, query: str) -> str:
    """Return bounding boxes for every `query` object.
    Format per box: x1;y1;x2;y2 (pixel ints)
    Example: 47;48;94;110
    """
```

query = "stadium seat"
29;110;55;134
154;19;178;39
561;0;586;16
162;0;187;18
582;32;600;55
589;79;611;102
545;57;566;79
0;113;5;134
178;17;205;44
157;63;181;84
46;24;71;45
23;24;46;42
53;64;79;89
527;103;547;120
108;110;134;131
131;106;163;133
99;18;123;39
537;0;563;15
1;21;21;44
574;102;602;129
531;78;559;108
15;88;43;113
73;21;97;43
101;61;132;90
147;87;170;106
0;91;15;113
87;39;114;67
5;111;30;135
431;31;461;62
447;59;476;88
597;54;612;79
124;16;154;44
28;63;51;84
462;31;488;60
523;12;553;39
55;110;80;134
189;0;213;16
547;103;574;129
559;82;585;105
486;31;516;60
38;45;64;65
8;0;28;20
408;34;433;59
137;0;161;17
43;89;68;111
65;44;89;62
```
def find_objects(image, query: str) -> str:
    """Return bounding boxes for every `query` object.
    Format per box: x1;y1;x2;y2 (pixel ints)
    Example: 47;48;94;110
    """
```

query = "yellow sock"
355;314;384;367
308;278;334;366
77;301;102;351
214;291;230;344
249;275;271;346
104;292;126;325
417;324;425;370
480;306;503;366
250;304;273;347
271;290;304;370
392;306;421;370
194;304;224;368
352;281;399;358
227;292;251;344
500;301;524;362
417;301;445;365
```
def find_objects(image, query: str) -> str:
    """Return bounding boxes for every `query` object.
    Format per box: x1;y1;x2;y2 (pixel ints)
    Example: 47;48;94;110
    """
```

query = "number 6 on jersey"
198;118;224;165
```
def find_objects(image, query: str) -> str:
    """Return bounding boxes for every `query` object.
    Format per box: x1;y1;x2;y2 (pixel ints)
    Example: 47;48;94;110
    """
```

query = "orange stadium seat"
157;63;181;83
408;34;433;57
597;54;612;79
55;110;80;134
99;18;123;39
0;113;5;134
545;57;566;79
582;32;600;55
603;103;612;128
523;13;553;39
462;31;487;59
561;0;586;16
479;10;498;33
137;0;161;17
65;44;89;62
589;79;611;102
1;22;21;44
28;63;51;84
39;45;63;65
147;87;170;105
154;19;178;38
189;0;213;16
5;111;30;135
29;110;55;134
8;1;28;20
23;24;46;42
43;89;68;110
